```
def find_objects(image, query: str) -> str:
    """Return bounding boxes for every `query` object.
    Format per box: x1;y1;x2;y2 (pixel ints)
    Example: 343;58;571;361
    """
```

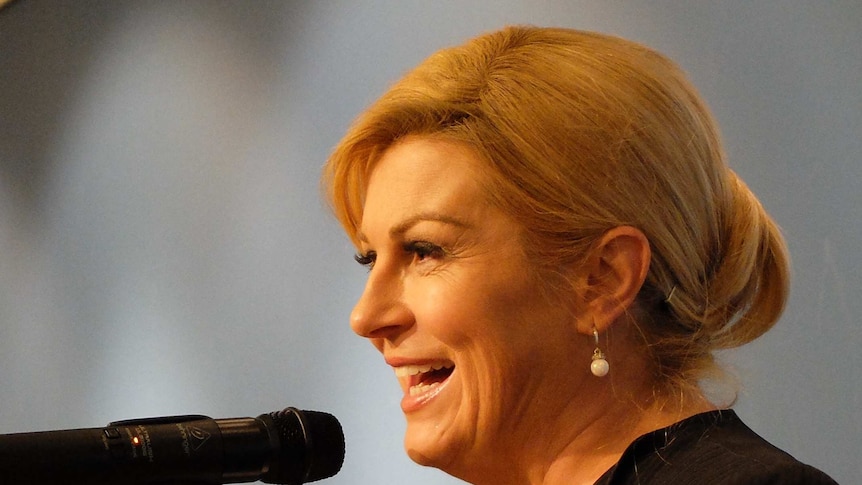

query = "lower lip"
400;374;452;414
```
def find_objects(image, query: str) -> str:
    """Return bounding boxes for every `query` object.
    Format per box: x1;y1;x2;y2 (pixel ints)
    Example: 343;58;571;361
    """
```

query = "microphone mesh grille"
264;407;344;484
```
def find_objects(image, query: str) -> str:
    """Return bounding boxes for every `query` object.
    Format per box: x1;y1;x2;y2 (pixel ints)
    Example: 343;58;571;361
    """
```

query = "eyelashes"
354;241;446;270
404;241;445;261
354;251;376;268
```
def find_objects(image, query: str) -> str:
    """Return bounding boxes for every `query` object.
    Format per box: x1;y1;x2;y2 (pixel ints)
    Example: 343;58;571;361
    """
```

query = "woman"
323;26;836;484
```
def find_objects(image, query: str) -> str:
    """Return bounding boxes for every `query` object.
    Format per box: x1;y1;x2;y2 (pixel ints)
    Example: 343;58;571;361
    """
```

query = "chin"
403;425;464;472
407;439;486;485
406;447;436;466
404;433;449;467
406;446;465;480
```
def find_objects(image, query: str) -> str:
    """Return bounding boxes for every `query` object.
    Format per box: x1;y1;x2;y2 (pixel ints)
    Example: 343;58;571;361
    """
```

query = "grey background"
0;1;858;483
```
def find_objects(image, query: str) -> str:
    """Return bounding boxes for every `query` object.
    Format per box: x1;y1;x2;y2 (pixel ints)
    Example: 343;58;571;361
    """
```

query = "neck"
538;388;716;485
462;373;717;485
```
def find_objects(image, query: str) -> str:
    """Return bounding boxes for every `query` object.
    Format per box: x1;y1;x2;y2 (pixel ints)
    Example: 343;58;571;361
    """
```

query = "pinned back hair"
323;26;789;394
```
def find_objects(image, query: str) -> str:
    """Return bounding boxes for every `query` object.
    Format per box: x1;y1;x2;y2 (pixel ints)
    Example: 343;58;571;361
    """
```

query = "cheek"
407;272;532;347
420;254;554;339
444;274;572;395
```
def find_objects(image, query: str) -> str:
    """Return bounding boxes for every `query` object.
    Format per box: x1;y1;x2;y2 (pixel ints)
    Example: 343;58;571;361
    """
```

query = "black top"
595;410;837;484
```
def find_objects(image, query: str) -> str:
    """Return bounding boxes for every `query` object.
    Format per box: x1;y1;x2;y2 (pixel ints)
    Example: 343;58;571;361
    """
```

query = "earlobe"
576;226;651;335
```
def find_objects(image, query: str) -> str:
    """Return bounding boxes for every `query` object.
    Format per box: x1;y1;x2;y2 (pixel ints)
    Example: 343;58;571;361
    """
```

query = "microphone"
0;406;344;484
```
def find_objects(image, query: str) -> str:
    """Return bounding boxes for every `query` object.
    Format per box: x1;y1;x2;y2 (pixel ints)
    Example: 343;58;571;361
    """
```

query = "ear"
574;226;651;336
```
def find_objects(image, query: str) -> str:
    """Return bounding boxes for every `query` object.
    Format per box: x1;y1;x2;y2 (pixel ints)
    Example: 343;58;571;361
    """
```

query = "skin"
350;136;714;484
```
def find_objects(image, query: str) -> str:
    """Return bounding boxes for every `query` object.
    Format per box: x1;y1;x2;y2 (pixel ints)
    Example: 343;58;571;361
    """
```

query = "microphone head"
261;407;345;484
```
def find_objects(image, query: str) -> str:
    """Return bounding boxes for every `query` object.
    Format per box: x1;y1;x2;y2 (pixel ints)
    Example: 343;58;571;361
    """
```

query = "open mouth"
394;362;455;396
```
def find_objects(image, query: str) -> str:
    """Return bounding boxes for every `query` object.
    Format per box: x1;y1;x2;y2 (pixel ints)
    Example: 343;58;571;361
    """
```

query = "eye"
404;241;445;263
354;250;376;269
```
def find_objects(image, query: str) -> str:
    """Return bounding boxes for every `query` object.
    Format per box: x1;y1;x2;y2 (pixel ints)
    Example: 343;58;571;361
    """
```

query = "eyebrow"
356;212;472;243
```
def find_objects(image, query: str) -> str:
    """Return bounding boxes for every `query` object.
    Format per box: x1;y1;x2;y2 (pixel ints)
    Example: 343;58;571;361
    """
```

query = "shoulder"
598;410;837;485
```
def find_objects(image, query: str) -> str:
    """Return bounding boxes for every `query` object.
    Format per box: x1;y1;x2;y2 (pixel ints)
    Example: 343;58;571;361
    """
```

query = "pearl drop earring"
590;327;609;377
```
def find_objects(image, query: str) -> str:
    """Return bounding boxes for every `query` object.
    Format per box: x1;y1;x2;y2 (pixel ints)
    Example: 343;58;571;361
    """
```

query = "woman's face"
351;137;587;476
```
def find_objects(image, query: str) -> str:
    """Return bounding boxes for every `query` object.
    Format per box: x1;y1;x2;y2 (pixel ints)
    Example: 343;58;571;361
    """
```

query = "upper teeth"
394;362;453;377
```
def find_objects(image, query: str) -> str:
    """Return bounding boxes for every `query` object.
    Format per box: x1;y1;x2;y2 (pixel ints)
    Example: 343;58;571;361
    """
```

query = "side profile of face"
350;136;592;479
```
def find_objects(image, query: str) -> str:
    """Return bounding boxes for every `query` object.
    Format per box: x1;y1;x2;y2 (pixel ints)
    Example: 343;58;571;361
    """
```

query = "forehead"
359;137;495;234
366;137;487;205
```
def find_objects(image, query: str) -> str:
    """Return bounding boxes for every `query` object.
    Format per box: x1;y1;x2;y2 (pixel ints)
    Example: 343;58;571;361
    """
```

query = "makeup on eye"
352;214;474;271
352;239;449;270
403;240;446;263
354;250;376;268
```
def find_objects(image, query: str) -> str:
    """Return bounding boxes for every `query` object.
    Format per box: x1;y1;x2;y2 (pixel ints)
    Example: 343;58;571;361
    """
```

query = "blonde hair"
323;26;789;394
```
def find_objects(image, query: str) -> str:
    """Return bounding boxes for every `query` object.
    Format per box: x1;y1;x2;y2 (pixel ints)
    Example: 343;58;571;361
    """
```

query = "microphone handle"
0;414;274;484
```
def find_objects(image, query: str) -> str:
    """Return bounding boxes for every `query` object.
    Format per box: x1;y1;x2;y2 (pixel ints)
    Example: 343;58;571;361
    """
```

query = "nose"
350;265;413;340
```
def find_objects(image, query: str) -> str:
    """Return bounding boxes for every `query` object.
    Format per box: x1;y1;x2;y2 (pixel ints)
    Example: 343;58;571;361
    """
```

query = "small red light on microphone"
132;436;140;445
